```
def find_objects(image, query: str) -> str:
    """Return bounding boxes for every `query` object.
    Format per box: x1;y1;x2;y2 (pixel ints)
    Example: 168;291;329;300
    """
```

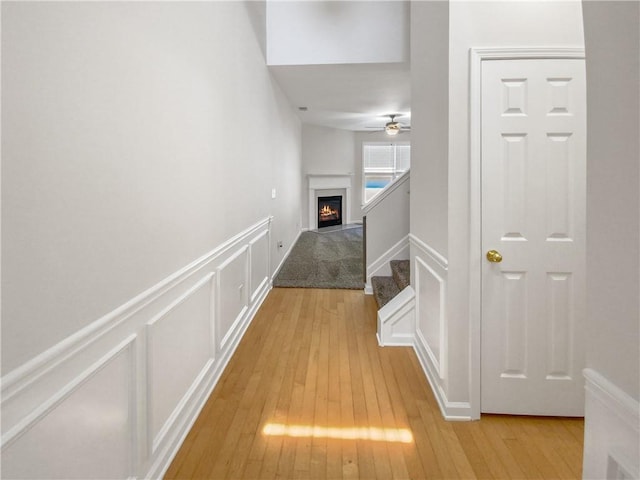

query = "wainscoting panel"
249;229;270;304
217;246;249;351
2;337;136;479
414;255;446;378
146;273;215;453
409;235;473;420
1;217;274;479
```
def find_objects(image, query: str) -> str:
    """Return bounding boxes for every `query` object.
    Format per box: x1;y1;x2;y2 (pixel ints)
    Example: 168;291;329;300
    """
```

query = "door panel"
481;58;586;416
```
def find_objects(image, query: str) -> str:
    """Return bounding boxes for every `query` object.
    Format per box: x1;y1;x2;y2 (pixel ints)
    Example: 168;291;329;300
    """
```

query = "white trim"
468;47;586;420
1;334;137;449
362;169;410;215
216;245;250;351
1;217;272;402
408;234;448;270
145;274;215;329
148;277;270;480
412;335;472;421
249;229;270;304
583;368;639;429
583;368;640;480
409;237;471;420
414;255;447;380
0;218;274;479
144;273;215;455
150;358;214;455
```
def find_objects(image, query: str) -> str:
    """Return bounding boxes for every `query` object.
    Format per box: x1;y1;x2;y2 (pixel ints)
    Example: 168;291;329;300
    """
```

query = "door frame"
468;47;586;419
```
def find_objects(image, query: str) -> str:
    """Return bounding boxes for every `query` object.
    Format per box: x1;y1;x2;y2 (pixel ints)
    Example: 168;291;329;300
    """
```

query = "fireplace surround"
307;174;352;230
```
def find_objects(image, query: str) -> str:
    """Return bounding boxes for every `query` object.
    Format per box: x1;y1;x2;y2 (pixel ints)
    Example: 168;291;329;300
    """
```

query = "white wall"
2;1;300;374
410;1;449;258
301;124;360;227
266;0;409;66
583;0;639;404
410;1;585;417
582;2;639;477
1;2;301;478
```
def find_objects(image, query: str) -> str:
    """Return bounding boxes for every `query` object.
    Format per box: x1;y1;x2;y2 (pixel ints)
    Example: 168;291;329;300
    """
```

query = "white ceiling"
268;62;411;132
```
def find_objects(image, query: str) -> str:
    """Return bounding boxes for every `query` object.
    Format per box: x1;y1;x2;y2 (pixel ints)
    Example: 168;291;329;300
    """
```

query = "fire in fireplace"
317;195;342;228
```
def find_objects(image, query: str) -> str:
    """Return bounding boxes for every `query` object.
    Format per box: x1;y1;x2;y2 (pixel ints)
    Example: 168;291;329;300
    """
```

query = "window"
363;142;410;203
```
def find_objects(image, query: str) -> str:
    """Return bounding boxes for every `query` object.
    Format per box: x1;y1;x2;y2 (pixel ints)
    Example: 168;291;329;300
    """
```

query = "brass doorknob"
486;250;503;263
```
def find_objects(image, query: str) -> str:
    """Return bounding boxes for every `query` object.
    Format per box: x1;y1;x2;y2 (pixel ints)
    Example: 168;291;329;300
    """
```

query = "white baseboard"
0;218;275;480
583;368;639;480
408;238;470;421
412;332;472;421
272;229;302;282
149;279;271;479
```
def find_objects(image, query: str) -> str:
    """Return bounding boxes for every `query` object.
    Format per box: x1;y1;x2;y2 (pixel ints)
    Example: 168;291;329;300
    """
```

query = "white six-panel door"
481;58;586;416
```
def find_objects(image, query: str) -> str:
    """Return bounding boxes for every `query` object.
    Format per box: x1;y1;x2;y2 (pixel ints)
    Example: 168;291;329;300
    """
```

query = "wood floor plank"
164;287;584;480
355;313;393;479
344;294;377;480
337;295;359;480
409;368;460;478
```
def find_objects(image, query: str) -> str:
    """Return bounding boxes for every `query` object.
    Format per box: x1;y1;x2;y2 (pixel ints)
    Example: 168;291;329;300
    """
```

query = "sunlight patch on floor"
262;423;414;443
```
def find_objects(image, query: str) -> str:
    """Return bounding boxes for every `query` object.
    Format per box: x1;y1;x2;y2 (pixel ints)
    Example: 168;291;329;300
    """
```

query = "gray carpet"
273;225;364;289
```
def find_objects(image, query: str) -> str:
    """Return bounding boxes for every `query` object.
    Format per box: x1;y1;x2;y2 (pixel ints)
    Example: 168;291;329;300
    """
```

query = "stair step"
390;260;410;290
371;276;401;309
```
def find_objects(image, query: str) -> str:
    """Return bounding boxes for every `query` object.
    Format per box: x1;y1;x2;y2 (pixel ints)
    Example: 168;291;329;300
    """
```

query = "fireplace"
317;195;342;229
307;174;352;230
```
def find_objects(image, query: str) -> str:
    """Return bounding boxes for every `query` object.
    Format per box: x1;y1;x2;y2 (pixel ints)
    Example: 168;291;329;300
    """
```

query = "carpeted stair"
371;259;410;309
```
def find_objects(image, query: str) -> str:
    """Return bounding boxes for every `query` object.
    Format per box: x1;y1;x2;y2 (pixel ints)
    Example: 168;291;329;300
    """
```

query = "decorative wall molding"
2;334;137;449
148;270;271;480
414;255;447;380
249;229;270;304
408;238;472;420
0;217;274;479
2;335;137;478
1;218;271;404
145;272;215;455
409;234;448;271
583;368;639;480
413;337;472;421
216;245;250;351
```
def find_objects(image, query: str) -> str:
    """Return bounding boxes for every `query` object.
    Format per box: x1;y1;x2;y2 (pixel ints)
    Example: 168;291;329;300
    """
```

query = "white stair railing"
362;170;410;293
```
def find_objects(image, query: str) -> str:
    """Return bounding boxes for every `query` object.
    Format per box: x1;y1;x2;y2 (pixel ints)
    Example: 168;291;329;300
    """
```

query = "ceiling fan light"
385;123;400;135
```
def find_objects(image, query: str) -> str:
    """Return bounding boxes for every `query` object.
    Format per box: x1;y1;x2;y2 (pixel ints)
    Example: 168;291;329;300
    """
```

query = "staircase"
372;260;410;308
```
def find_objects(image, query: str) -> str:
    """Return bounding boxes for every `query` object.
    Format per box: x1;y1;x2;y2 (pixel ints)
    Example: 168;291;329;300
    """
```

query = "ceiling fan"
366;114;411;136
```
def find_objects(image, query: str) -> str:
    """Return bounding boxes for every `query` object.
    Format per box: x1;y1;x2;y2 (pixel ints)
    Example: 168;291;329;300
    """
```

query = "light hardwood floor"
165;288;584;479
